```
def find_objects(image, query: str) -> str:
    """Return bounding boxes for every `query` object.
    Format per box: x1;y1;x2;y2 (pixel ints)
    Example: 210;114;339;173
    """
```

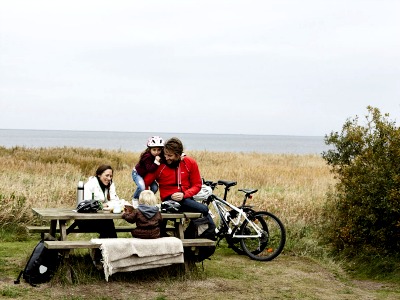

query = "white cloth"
84;176;118;202
90;237;184;281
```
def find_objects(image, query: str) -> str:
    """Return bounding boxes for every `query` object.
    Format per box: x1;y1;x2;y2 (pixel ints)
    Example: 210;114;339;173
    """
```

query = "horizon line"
0;128;326;138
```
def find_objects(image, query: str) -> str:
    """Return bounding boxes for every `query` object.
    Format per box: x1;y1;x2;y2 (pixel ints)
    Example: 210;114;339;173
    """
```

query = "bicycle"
202;179;286;261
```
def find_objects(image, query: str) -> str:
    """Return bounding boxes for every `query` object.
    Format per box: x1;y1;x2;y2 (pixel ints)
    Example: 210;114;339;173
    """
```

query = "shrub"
322;106;400;256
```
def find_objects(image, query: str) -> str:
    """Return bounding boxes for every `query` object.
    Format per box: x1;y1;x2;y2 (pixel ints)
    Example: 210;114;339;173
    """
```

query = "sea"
0;129;332;155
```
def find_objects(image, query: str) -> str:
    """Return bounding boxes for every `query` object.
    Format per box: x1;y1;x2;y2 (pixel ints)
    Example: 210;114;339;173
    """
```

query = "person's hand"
155;155;161;162
124;205;134;213
171;192;184;201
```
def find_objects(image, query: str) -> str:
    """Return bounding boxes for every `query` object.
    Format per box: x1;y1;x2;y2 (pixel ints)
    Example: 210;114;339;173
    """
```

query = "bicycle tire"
225;227;246;255
225;207;256;255
240;211;286;261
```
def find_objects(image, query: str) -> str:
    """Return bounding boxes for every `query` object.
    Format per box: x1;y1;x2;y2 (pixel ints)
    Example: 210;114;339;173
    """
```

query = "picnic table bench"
44;238;215;251
26;225;133;239
30;208;215;279
26;225;178;239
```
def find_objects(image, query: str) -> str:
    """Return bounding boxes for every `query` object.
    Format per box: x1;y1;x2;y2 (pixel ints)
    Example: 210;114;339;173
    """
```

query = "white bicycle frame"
210;195;264;238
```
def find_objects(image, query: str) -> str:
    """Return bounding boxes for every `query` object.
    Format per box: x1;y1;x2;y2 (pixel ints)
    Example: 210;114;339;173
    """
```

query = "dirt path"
2;254;399;300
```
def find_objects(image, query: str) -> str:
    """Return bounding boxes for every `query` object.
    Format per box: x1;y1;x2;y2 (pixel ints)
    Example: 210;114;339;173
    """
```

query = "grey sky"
1;0;399;136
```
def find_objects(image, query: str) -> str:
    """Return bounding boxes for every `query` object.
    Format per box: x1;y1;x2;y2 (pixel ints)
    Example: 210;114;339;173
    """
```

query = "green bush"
322;106;400;256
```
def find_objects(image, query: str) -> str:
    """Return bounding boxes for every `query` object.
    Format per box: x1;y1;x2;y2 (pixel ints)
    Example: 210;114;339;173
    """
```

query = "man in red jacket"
144;137;211;218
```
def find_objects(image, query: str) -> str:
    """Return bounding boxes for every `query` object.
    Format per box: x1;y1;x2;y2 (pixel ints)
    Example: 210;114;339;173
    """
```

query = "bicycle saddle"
238;188;258;195
217;180;237;188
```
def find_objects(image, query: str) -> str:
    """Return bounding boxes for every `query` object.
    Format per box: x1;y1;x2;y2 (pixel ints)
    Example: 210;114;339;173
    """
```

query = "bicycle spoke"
240;211;286;261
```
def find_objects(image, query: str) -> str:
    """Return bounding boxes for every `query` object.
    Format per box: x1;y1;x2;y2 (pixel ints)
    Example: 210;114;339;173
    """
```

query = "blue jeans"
131;169;158;199
160;197;215;236
166;196;214;223
178;197;209;215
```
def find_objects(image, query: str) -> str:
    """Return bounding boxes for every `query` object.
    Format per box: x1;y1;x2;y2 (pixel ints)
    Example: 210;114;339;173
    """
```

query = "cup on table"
132;199;139;209
112;200;123;214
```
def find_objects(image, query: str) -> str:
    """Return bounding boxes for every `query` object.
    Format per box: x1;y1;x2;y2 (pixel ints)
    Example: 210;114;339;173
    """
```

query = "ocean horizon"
0;129;332;155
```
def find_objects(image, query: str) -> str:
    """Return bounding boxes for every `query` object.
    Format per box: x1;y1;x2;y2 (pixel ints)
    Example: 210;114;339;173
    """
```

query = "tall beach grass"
0;146;335;257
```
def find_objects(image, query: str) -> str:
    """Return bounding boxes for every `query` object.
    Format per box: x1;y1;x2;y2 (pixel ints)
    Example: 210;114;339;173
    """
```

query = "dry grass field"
0;146;336;259
2;147;400;299
0;146;334;234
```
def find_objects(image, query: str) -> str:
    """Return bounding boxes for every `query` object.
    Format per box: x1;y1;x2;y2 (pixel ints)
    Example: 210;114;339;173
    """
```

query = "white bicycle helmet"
147;136;164;147
193;184;213;201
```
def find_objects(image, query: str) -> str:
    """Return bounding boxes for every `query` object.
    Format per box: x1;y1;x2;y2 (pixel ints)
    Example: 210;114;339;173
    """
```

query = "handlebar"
203;178;258;205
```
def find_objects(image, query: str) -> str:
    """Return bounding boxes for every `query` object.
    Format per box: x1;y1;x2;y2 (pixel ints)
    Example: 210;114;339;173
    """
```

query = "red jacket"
135;152;159;177
144;156;202;201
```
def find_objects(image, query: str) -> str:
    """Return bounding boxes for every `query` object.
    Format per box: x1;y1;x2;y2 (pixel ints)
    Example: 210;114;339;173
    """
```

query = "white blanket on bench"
90;237;184;281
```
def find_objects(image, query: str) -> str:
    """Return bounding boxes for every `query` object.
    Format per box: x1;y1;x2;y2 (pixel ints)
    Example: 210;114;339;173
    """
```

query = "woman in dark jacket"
131;136;164;201
122;190;162;239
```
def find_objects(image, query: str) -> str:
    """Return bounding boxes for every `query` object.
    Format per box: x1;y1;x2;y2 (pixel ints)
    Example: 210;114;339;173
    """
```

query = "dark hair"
164;137;183;155
139;147;151;160
95;164;113;200
139;146;164;161
95;164;113;177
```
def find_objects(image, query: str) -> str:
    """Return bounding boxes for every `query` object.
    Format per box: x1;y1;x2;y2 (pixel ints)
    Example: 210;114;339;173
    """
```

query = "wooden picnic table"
30;208;215;279
32;208;202;240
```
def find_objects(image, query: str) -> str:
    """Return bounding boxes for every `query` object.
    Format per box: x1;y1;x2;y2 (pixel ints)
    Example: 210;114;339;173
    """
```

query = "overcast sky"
1;0;399;136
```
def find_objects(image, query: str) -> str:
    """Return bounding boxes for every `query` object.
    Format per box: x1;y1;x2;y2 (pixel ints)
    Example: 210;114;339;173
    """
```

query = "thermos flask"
76;181;84;206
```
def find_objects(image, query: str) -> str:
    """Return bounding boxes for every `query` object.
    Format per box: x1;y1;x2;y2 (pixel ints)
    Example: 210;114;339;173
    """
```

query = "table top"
32;208;202;221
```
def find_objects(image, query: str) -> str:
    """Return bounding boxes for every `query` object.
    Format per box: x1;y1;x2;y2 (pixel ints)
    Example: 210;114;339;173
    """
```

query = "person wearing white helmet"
144;137;216;236
131;136;164;200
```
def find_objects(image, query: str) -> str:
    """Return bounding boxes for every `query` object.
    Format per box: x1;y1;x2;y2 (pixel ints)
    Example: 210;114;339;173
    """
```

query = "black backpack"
184;216;217;262
15;239;61;286
76;200;101;213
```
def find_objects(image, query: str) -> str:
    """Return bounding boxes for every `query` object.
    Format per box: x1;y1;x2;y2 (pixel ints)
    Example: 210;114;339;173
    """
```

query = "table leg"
59;220;67;241
175;218;184;239
57;220;72;281
49;220;57;238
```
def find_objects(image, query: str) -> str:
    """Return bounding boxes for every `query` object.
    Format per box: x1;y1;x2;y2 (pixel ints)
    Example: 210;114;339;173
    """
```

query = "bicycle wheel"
225;227;246;255
240;211;286;261
225;207;255;255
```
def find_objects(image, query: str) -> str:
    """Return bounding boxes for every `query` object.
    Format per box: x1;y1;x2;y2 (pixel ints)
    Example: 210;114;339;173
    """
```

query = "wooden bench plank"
26;225;134;234
181;239;215;247
32;208;202;221
27;225;179;240
44;240;101;249
26;226;53;233
44;238;214;250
